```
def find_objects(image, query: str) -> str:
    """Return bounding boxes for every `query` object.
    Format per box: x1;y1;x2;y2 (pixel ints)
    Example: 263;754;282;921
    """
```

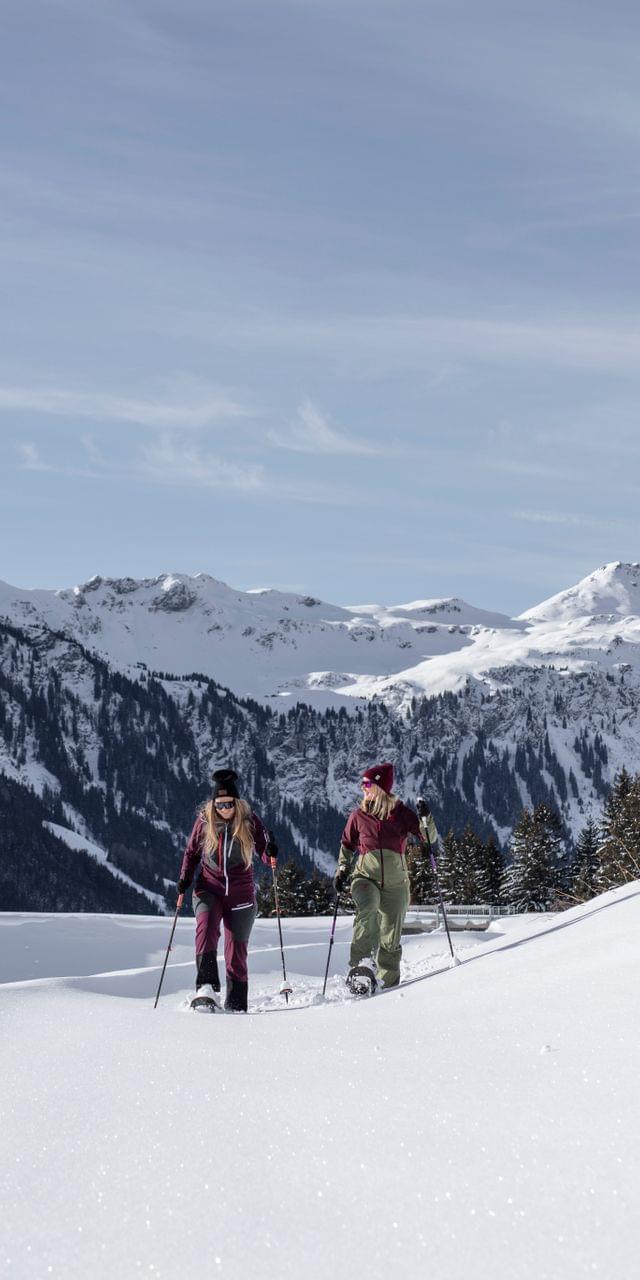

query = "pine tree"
438;830;461;902
596;769;640;890
305;868;334;915
256;870;274;917
270;859;307;916
571;817;601;901
457;824;486;901
504;804;565;911
476;834;504;903
405;837;436;904
439;828;483;902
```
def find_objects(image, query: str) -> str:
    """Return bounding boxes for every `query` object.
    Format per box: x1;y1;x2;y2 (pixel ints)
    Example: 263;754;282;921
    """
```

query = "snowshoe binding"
190;983;220;1013
346;963;378;997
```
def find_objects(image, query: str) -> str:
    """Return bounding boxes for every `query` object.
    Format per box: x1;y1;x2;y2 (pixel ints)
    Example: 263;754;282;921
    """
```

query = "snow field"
1;889;639;1280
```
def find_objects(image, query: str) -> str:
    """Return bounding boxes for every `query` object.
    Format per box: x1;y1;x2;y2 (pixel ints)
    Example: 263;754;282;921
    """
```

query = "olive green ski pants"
348;849;410;988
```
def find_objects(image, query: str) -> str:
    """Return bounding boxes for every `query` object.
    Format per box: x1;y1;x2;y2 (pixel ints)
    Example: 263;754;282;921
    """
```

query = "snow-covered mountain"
1;562;639;911
1;561;639;708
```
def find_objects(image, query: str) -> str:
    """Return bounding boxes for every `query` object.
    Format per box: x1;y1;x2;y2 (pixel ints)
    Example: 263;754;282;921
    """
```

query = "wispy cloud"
0;384;249;429
231;311;640;376
268;399;378;455
137;433;266;493
137;432;365;505
16;440;101;479
12;427;369;507
16;442;55;472
509;508;621;529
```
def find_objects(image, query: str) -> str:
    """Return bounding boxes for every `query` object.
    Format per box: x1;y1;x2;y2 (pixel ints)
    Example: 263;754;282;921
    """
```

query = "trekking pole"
322;891;341;998
153;891;185;1008
270;858;292;1002
416;798;460;968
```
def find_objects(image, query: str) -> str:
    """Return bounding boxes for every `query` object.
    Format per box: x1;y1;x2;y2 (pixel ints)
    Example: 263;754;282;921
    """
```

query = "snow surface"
1;885;639;1279
2;561;639;707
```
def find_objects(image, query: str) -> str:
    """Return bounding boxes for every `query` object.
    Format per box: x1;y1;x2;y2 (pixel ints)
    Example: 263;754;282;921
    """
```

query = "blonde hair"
201;796;255;868
360;784;398;821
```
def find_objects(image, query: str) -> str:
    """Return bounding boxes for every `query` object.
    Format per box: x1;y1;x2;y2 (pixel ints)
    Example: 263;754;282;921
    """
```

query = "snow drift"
1;882;639;1279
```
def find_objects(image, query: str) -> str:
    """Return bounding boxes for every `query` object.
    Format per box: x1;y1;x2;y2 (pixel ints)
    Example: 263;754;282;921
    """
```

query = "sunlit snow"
1;884;638;1279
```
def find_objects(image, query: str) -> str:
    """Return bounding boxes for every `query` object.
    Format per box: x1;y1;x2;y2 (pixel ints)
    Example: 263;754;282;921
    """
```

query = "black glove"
266;832;278;862
177;878;187;894
416;796;431;820
334;868;347;893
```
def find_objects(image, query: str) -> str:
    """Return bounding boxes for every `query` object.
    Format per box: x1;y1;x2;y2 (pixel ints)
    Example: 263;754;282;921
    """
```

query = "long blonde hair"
360;784;398;821
201;796;256;868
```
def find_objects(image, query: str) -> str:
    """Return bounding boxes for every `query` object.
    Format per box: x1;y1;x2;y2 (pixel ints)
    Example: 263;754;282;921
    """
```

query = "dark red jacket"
340;801;421;857
180;811;269;897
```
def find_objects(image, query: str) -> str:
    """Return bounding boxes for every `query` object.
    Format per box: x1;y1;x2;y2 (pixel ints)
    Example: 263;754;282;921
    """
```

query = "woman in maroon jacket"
178;768;274;1012
334;762;421;993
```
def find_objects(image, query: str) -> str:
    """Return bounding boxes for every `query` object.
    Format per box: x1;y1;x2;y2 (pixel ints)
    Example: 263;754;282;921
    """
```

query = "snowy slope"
43;822;168;912
2;561;638;707
2;561;640;875
1;885;639;1279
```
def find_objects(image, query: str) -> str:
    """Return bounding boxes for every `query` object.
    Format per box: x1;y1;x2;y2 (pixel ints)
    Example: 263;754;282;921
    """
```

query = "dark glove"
334;868;347;893
266;832;278;862
416;796;431;820
177;878;187;894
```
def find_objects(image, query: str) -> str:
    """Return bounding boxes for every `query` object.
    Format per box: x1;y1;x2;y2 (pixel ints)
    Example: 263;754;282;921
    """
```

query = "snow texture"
1;884;639;1279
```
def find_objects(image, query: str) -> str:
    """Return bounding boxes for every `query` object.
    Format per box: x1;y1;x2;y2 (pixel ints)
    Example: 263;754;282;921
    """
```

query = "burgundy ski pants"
193;876;257;984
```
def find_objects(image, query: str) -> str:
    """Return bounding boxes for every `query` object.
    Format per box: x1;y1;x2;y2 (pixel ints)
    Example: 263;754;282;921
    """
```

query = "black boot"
196;951;220;992
225;976;248;1013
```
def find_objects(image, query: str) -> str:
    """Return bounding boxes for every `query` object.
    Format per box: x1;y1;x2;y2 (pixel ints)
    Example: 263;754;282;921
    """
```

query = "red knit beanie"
362;762;394;794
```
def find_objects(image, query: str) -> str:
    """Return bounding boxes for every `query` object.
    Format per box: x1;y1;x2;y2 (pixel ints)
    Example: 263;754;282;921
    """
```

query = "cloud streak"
268;399;379;456
16;440;101;480
12;429;366;506
0;385;249;429
230;311;640;376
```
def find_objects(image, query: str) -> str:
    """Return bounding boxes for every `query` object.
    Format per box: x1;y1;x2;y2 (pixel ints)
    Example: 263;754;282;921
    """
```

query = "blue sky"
1;0;639;614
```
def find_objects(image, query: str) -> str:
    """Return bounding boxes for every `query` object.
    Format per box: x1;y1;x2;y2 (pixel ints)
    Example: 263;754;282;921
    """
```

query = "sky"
1;0;639;615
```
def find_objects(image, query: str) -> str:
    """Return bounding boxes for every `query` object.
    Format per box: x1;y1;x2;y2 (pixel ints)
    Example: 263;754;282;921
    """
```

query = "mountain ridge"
1;561;638;709
1;561;639;912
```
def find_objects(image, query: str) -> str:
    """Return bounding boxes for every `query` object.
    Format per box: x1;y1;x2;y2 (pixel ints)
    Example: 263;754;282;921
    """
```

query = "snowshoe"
346;964;378;997
190;984;220;1013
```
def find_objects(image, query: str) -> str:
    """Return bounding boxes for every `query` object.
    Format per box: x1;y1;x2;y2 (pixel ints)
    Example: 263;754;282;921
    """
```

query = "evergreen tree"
571;817;601;901
475;834;504;903
438;829;460;901
596;769;640;890
269;859;307;916
256;870;274;917
405;836;436;904
438;826;488;902
305;868;334;915
455;824;485;902
503;804;565;911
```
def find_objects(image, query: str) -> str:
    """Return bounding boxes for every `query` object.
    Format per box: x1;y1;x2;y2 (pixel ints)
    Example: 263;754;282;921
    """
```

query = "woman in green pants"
334;762;426;993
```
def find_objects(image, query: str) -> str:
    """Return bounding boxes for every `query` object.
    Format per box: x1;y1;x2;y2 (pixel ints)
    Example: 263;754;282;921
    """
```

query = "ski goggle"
214;799;235;810
360;779;374;789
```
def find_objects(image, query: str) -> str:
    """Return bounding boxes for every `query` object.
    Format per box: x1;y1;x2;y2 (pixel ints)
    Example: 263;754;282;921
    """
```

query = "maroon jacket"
180;811;269;898
340;801;421;858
